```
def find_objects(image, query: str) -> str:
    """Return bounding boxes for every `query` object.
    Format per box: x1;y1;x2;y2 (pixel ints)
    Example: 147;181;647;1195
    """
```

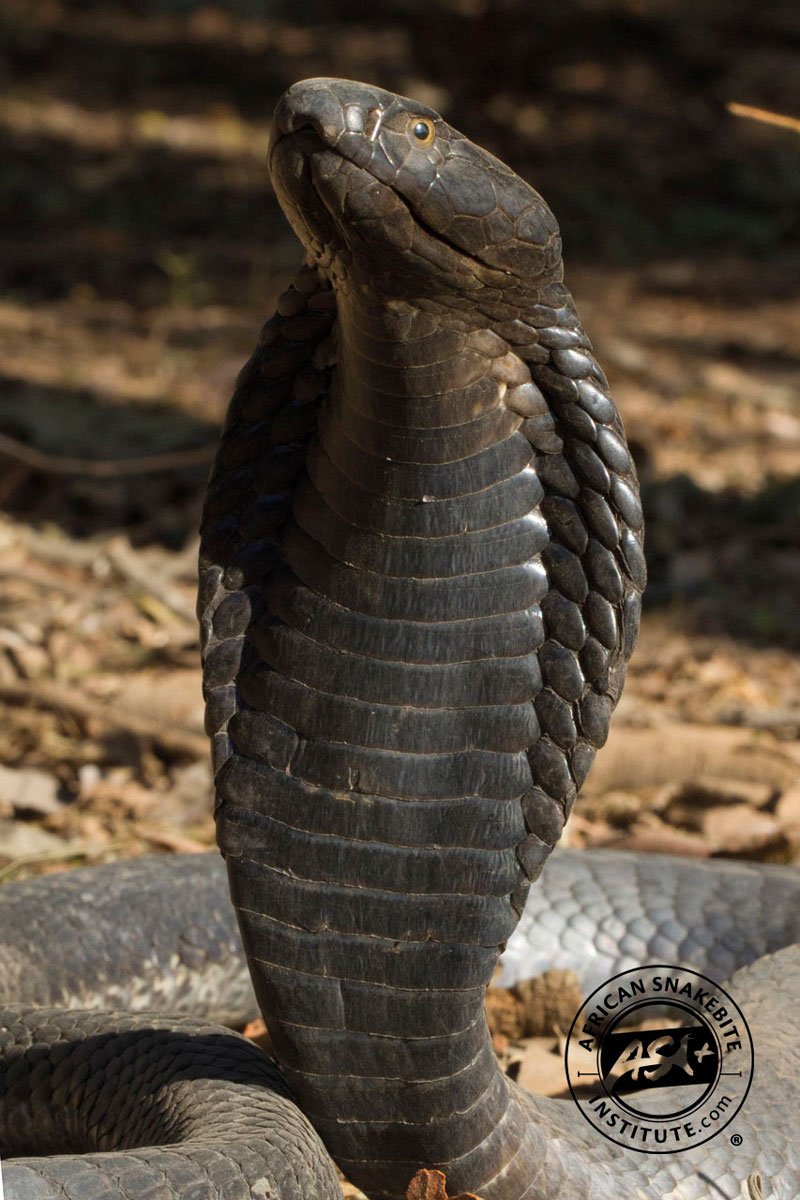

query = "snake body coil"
1;79;798;1200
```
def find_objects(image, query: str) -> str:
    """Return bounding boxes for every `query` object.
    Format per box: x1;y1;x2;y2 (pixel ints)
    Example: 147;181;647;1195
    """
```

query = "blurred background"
1;0;799;882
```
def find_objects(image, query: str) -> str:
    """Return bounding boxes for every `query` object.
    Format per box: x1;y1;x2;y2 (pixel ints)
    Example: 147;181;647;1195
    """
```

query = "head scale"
269;77;562;297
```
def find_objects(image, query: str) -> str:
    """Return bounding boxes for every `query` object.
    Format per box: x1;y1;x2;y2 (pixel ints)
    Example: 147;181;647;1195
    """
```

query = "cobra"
1;79;798;1200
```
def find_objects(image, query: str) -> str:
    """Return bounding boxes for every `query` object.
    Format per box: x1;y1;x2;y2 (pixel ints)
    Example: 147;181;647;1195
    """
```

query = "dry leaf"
405;1167;484;1200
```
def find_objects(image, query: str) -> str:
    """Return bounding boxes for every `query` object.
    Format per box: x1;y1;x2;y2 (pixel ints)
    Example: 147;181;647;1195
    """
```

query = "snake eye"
409;117;435;146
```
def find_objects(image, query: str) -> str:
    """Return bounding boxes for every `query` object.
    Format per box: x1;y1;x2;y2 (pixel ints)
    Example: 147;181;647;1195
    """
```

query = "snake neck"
211;280;568;1198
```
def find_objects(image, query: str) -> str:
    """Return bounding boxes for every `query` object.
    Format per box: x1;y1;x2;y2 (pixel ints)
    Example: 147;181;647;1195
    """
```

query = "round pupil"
412;120;431;140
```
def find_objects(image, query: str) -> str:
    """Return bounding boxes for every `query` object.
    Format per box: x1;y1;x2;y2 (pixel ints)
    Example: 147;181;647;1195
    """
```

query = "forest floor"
1;3;799;1196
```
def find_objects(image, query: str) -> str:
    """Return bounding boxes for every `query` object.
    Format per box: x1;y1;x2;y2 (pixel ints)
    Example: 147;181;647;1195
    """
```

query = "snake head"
269;77;562;299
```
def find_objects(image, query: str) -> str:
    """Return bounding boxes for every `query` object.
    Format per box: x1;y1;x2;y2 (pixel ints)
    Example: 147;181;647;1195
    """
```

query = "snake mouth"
270;123;506;289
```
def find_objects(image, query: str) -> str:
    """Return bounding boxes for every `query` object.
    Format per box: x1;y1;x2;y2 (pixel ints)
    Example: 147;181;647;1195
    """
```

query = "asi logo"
565;965;753;1153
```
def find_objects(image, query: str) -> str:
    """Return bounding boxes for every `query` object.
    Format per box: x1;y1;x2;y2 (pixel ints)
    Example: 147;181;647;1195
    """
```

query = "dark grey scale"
241;629;543;708
556;403;597;442
219;420;274;471
539;590;586;651
265;573;545;663
570;741;596;790
234;670;538;754
568;440;611;494
534;689;578;748
581;488;619;549
203;465;256;524
318;406;533;499
549;347;594;379
227;851;518;951
200;513;243;566
292;1073;509;1163
228;707;298;771
520;786;567;844
344;325;476;368
336;405;521;465
621;589;643;659
288;740;533;802
579;689;612;747
292;1090;509;1180
498;305;559;331
516;831;553;880
533;451;580;498
345;373;504;429
231;907;503;993
535;325;591;351
221;535;280;591
505;380;550;419
251;964;487;1040
307;444;544;536
291;479;549;579
204;686;237;736
329;1093;526;1200
519;415;563;454
281;522;549;621
269;404;320;444
529;361;579;400
250;443;308;491
540;495;588;555
211;730;232;774
293;365;327;405
271;1019;492;1083
203;638;245;690
279;1042;499;1125
196;563;224;623
579;637;610;687
238;376;295;423
619;526;647;591
217;757;528;849
540;543;588;603
279;311;335;342
493;317;545;341
218;810;522;903
344;344;492;397
585;590;618;649
222;348;282;417
583;537;624;603
612;475;644;530
525;738;575;806
575;376;617;424
237;493;293;543
276;285;310;317
212;591;258;640
538;640;585;702
258;339;322;380
595;425;632;474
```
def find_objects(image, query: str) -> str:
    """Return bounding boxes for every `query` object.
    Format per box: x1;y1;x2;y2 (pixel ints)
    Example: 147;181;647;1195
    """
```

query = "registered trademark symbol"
731;1133;743;1147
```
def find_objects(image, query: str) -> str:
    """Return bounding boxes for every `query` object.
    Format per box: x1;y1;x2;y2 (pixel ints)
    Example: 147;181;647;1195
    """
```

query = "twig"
0;430;216;477
0;840;128;882
134;827;211;854
727;102;800;135
0;680;208;760
106;538;197;623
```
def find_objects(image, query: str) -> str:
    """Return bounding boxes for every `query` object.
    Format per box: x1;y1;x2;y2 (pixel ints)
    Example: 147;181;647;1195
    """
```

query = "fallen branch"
0;680;208;760
728;102;800;135
0;430;216;477
0;840;127;882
